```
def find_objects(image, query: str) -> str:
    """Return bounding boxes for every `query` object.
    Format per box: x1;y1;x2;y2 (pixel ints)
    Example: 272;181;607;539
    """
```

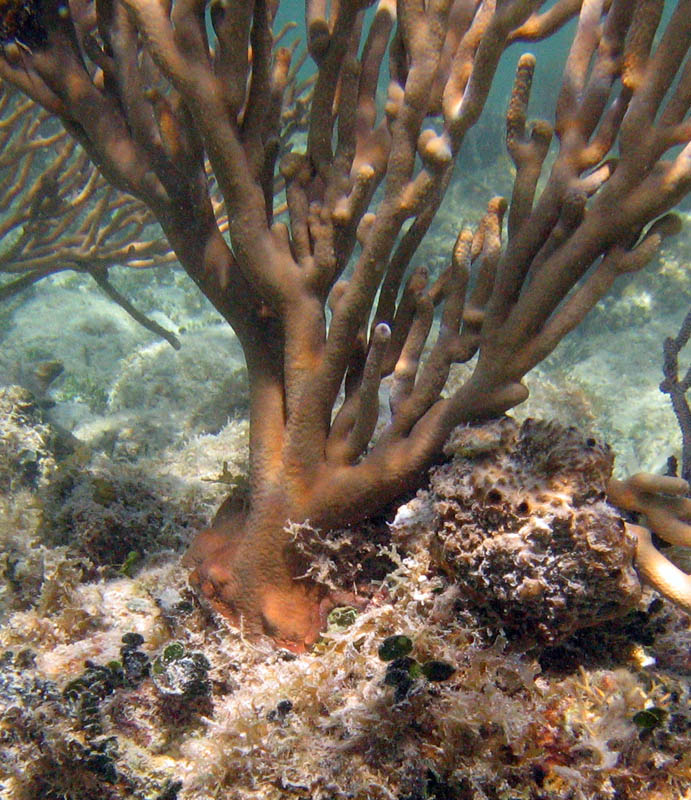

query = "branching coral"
608;473;691;614
0;0;689;648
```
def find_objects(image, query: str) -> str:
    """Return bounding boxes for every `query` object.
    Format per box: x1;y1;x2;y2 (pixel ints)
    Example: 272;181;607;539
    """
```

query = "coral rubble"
1;397;689;799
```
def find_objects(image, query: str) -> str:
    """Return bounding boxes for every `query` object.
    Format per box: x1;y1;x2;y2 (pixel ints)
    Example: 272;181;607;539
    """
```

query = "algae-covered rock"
0;385;59;492
420;418;641;644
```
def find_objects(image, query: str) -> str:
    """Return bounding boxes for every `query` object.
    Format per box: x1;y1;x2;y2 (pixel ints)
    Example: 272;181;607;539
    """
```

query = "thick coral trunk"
183;486;330;651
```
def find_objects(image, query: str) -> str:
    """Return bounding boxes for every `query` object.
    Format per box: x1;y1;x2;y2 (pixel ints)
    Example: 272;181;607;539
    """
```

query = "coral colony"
0;1;690;796
2;0;688;649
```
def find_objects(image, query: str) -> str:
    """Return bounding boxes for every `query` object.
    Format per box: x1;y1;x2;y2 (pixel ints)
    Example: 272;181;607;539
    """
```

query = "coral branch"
660;307;691;482
608;474;691;613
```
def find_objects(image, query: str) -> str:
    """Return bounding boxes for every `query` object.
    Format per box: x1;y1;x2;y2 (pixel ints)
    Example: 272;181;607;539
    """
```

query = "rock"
410;418;641;645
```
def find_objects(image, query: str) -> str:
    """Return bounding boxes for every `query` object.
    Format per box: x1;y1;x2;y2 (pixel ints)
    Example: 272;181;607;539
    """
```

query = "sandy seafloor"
1;131;691;798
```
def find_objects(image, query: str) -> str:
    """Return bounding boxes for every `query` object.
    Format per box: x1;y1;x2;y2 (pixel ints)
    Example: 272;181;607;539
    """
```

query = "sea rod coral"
0;0;690;649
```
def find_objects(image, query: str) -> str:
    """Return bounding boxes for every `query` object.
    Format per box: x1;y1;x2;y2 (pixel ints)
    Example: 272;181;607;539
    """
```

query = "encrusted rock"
0;385;58;492
151;644;211;698
428;418;641;644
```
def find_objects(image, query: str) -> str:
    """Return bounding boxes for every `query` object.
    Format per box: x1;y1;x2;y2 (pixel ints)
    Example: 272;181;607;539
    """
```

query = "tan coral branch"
608;474;691;614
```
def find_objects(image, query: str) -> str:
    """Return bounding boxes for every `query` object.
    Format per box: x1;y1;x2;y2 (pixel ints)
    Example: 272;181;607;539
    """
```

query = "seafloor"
0;152;690;799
